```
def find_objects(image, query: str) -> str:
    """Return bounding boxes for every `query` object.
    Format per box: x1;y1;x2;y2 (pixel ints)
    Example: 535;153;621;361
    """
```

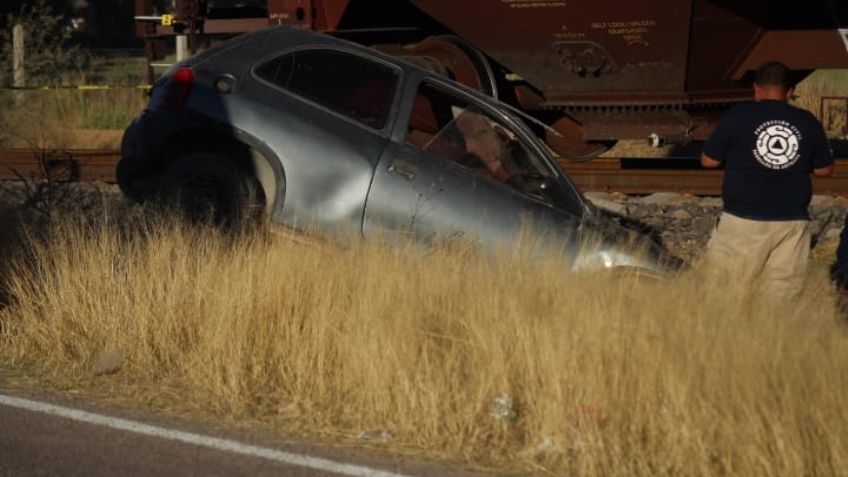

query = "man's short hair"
755;61;793;89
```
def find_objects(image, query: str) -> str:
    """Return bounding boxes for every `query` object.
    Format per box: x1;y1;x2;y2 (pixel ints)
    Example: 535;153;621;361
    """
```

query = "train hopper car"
135;0;848;158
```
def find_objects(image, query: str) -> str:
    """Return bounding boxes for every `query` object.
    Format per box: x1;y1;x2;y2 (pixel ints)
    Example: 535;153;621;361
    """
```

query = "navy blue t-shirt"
703;100;833;220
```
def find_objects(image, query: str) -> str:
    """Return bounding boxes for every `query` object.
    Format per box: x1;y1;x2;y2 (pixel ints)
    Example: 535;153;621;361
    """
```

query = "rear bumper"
117;113;149;198
117;109;201;200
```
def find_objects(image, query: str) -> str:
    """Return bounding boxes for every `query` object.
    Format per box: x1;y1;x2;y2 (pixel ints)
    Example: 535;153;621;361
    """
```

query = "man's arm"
701;112;734;169
701;153;723;169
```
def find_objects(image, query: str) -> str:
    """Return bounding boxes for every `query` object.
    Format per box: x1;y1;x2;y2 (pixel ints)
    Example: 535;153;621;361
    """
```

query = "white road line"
0;394;411;477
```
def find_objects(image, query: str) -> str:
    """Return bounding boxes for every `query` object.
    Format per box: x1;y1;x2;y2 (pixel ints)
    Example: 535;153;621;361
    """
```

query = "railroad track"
561;157;848;196
0;148;120;184
1;148;847;196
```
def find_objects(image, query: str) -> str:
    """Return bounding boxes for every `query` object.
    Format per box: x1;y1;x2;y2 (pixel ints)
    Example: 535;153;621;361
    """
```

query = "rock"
92;349;122;376
638;192;682;205
643;216;667;228
832;196;848;208
694;215;719;234
810;208;834;220
825;227;843;241
587;197;627;216
584;191;615;203
609;191;629;203
490;394;518;424
627;207;649;219
810;195;836;208
652;193;701;206
584;193;848;262
674;193;702;205
671;209;693;220
700;197;723;208
357;430;392;441
517;437;555;459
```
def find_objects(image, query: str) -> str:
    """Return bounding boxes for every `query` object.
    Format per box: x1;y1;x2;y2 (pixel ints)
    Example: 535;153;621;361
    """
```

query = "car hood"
572;205;686;278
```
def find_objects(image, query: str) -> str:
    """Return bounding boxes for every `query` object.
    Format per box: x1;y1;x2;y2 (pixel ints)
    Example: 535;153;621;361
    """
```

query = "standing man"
701;61;834;298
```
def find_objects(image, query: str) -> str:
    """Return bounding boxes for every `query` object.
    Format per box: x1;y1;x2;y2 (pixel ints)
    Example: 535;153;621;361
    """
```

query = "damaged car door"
363;78;589;250
245;45;402;234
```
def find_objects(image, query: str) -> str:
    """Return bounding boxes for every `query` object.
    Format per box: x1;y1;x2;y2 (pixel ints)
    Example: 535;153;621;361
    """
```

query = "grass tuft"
0;213;846;476
0;88;145;148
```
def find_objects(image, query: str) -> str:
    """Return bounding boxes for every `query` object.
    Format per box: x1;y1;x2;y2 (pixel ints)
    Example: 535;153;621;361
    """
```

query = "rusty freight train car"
135;0;848;158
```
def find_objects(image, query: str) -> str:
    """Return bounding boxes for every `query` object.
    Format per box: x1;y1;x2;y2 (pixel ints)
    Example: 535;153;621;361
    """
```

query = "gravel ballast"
585;191;848;262
1;181;845;265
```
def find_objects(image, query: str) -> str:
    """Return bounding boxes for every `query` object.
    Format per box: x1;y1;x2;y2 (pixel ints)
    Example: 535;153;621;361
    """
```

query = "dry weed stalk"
0;218;846;476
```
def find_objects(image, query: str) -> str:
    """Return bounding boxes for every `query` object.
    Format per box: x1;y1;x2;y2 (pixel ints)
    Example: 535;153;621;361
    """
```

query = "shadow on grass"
0;205;28;309
0;183;144;309
0;182;271;312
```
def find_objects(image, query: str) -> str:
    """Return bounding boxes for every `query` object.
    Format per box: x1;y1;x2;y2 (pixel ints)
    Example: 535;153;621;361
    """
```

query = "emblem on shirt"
753;120;802;170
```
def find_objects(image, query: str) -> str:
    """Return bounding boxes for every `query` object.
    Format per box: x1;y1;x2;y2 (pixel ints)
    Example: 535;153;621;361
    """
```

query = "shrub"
0;0;86;88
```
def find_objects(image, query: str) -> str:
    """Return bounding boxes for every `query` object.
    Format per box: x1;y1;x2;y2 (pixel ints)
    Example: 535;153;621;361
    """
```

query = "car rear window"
254;49;399;130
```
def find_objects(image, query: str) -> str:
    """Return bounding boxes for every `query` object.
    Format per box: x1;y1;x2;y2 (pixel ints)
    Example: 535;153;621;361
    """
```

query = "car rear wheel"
160;153;263;228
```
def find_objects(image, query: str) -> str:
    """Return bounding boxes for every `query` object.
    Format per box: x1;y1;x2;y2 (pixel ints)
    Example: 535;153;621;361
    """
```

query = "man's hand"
700;154;722;169
814;165;834;177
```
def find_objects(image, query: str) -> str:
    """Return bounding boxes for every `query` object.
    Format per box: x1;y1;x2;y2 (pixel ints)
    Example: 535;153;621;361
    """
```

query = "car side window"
405;83;557;203
254;49;398;130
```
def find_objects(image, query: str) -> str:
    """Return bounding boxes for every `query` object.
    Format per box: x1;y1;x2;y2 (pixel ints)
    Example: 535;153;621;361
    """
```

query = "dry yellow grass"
0;215;847;476
0;88;145;149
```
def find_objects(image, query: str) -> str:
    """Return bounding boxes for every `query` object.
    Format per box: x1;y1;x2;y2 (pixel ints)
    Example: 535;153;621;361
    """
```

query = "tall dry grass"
0;216;847;476
0;88;145;149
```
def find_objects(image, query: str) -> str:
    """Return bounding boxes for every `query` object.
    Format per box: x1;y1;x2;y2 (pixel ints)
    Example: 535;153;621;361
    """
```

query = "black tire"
159;152;263;228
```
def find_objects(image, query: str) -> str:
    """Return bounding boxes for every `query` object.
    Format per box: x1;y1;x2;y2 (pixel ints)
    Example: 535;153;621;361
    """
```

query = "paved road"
0;389;485;477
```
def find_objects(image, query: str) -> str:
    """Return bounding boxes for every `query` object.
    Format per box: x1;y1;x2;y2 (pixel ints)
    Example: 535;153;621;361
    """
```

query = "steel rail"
1;148;847;197
0;148;120;183
557;158;848;196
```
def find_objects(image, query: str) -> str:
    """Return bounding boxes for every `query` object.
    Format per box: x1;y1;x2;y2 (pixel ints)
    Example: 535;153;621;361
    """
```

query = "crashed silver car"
118;26;681;275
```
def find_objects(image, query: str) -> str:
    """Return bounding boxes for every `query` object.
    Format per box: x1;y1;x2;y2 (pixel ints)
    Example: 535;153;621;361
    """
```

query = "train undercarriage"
134;0;848;159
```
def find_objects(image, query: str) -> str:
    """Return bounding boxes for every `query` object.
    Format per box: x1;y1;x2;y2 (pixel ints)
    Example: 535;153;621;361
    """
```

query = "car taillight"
151;66;195;110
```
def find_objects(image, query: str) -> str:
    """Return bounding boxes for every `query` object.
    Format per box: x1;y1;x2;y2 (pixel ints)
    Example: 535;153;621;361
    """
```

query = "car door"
237;44;402;235
362;79;585;251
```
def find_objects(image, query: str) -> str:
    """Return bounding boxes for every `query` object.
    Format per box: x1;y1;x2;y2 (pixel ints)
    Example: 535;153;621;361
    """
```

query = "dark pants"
832;221;848;292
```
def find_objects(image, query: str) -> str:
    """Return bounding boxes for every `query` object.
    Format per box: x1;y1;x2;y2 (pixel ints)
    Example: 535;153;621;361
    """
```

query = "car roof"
236;26;507;111
198;26;552;152
263;26;423;74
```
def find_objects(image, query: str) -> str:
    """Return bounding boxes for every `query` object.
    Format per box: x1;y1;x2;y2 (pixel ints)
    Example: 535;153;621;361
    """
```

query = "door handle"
387;160;417;181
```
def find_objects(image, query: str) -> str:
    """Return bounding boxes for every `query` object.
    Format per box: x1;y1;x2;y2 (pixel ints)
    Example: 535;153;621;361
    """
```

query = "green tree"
0;0;84;87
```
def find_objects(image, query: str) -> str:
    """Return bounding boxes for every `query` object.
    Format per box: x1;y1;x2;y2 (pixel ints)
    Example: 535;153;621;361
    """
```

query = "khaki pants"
704;212;810;299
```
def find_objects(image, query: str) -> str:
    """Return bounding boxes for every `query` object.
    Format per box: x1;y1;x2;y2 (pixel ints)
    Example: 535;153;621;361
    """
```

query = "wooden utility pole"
13;23;25;88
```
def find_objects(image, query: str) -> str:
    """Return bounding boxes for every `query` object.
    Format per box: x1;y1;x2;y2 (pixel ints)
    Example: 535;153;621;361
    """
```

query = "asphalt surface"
0;387;487;477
